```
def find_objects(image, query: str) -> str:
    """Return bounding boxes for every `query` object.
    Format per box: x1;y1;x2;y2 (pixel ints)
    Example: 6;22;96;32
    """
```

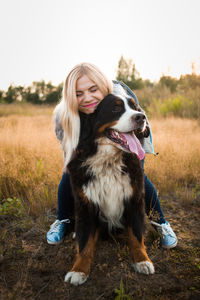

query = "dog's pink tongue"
122;133;145;160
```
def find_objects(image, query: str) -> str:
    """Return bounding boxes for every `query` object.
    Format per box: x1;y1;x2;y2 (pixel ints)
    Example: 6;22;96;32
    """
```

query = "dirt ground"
0;193;200;300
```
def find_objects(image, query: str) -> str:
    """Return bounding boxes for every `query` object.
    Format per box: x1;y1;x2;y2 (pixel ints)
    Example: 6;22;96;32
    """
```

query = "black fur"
68;94;149;252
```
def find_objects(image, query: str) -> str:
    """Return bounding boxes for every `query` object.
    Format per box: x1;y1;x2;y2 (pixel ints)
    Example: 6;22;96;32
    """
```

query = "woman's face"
76;75;104;114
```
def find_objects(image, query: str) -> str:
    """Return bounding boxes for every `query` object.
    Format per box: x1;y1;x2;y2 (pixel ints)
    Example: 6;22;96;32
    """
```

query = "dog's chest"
82;144;133;228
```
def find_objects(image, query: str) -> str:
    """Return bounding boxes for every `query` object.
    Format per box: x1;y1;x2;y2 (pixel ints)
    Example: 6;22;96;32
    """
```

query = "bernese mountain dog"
65;91;155;286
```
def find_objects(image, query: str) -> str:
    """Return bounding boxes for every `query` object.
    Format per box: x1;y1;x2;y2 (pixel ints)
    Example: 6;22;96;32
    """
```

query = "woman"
46;62;177;249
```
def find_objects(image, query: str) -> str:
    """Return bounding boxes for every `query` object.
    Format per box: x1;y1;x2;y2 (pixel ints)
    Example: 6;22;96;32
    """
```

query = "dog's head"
79;92;150;156
96;94;146;132
92;93;149;150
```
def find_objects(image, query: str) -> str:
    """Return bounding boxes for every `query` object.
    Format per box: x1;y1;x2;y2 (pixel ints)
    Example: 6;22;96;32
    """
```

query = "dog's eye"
112;105;122;113
129;103;137;110
128;99;138;110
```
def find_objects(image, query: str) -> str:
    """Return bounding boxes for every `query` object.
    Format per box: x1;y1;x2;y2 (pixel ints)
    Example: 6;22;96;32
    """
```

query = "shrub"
0;197;25;218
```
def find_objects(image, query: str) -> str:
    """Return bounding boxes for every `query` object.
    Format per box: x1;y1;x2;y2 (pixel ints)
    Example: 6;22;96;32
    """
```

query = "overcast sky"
0;0;200;90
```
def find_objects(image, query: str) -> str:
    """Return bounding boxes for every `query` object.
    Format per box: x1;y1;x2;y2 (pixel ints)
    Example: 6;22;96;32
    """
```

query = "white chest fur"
82;139;133;229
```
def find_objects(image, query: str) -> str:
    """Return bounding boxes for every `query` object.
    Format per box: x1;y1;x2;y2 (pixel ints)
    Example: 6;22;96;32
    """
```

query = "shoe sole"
162;240;178;249
47;238;64;245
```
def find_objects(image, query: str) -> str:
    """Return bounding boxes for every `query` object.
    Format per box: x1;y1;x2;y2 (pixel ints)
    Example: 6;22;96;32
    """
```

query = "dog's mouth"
105;129;145;160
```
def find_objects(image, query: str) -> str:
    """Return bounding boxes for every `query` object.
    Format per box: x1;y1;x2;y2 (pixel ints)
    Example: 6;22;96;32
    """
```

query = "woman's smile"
84;102;98;108
76;75;104;114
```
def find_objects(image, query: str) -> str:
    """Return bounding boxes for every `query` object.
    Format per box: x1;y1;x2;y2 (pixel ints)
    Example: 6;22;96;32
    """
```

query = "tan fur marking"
71;231;99;275
98;121;117;133
115;99;123;105
130;98;136;105
78;189;89;204
128;227;152;263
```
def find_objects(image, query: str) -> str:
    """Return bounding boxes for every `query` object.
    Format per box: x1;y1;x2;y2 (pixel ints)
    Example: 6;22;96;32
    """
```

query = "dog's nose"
132;113;146;125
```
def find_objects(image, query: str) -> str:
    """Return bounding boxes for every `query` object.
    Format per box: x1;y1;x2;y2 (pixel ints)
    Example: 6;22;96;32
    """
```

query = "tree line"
1;56;200;118
0;80;63;105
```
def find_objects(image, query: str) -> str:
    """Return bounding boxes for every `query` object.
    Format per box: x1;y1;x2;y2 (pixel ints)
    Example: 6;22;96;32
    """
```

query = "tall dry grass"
0;102;53;117
145;118;200;196
0;110;63;214
0;104;199;214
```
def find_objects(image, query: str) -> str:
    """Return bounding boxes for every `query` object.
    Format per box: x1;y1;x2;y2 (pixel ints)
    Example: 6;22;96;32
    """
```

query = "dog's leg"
124;192;155;275
65;199;99;286
127;225;154;275
65;230;99;285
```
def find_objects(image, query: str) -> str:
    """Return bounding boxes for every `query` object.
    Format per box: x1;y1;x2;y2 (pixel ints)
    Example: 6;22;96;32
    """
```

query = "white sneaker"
151;220;178;249
46;219;70;245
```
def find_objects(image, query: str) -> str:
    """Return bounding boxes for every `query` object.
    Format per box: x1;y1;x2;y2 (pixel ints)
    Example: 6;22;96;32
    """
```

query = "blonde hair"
54;62;113;169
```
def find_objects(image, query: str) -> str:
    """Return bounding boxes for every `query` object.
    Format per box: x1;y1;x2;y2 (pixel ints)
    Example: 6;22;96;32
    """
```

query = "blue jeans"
57;170;166;224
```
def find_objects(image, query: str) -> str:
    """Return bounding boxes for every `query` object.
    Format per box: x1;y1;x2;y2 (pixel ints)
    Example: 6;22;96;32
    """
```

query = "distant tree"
44;83;63;104
25;87;40;104
0;90;3;102
179;74;200;90
23;80;63;104
143;79;154;88
4;85;18;103
159;75;178;93
31;80;49;101
116;56;144;90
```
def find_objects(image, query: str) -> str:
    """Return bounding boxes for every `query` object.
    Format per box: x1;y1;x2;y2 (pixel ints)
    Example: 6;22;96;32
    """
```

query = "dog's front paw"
64;271;88;286
132;261;155;275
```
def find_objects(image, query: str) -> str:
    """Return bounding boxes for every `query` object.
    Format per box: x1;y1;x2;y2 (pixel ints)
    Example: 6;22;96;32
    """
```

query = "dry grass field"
0;105;199;212
0;104;200;299
145;118;200;197
0;105;62;214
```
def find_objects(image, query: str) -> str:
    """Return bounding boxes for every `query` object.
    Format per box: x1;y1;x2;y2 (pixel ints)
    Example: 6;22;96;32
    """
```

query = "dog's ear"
76;113;98;157
91;94;120;135
78;94;120;142
79;112;95;144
